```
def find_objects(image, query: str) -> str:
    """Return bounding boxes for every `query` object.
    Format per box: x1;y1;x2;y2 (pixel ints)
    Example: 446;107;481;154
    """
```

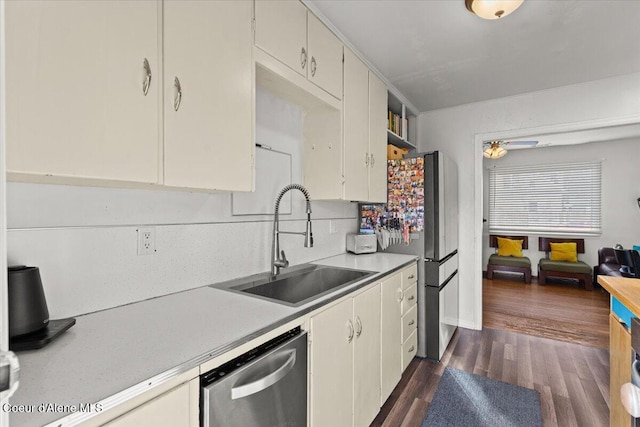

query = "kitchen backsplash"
6;87;357;318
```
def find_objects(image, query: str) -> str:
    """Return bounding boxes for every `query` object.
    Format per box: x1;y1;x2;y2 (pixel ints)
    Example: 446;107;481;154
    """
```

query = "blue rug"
422;367;542;427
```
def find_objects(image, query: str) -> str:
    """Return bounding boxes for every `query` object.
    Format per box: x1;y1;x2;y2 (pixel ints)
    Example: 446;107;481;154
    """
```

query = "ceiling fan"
482;140;538;159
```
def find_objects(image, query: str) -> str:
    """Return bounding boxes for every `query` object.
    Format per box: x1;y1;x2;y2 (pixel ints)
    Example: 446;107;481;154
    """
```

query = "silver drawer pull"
408;345;415;353
310;56;317;76
301;47;307;70
408;295;415;301
408;320;415;326
408;274;415;280
173;76;182;111
142;58;152;96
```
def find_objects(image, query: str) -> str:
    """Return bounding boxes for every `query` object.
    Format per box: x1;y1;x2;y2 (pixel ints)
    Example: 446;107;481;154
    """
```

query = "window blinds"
488;161;602;235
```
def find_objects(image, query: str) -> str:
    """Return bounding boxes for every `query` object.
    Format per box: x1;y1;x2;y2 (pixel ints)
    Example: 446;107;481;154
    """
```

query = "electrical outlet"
329;221;337;234
137;227;156;255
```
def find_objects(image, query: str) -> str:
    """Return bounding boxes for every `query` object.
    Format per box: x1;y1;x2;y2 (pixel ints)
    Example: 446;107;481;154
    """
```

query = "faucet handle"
280;250;289;267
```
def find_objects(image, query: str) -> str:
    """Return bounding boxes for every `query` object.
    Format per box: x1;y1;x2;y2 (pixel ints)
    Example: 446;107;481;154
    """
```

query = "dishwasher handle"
231;349;296;400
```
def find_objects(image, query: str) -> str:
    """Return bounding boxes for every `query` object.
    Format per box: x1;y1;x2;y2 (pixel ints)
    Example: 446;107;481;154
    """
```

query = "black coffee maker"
8;266;75;350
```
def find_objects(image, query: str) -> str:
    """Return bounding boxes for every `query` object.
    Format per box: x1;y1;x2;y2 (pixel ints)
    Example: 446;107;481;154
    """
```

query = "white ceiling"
307;0;640;113
503;122;640;149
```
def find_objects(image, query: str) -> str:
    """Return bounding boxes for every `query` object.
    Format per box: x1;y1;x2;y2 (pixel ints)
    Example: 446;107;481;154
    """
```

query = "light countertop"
598;275;640;316
10;252;417;427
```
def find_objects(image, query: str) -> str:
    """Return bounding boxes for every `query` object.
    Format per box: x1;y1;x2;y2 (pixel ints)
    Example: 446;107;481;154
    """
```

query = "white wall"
418;72;640;330
6;87;358;318
481;137;640;271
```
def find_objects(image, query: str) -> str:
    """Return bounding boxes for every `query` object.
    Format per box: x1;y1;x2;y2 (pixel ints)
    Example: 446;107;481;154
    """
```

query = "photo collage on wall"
359;204;388;234
387;157;425;232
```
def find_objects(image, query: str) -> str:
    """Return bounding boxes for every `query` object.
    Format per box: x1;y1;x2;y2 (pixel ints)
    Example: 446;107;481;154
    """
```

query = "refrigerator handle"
438;250;458;265
440;270;458;290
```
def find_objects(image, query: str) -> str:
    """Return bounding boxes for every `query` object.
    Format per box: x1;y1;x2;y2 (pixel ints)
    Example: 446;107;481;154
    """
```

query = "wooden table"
598;275;640;427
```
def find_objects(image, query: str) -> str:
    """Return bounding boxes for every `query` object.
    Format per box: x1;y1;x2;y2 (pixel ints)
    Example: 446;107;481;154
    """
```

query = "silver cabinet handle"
408;295;415;301
365;153;370;166
142;58;152;96
396;287;403;302
408;320;415;326
231;349;296;400
370;154;375;167
173;77;182;111
408;345;415;353
301;47;307;70
408;274;415;280
355;316;363;338
347;319;354;343
310;56;317;77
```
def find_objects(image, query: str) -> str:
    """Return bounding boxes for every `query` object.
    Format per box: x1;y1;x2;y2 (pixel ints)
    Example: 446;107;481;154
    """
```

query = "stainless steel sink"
218;265;374;307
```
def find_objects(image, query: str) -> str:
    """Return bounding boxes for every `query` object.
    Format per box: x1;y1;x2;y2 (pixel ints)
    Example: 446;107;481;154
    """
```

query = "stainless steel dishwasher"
200;327;307;426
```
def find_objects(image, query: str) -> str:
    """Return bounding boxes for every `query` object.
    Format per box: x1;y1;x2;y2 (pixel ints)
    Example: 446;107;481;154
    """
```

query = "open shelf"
387;91;417;151
387;129;416;150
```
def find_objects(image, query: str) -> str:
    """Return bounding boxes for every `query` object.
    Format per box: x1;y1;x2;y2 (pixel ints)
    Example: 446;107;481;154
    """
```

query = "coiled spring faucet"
271;184;313;275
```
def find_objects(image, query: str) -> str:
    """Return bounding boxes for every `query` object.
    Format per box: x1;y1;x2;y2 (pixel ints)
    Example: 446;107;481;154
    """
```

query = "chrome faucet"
271;184;313;275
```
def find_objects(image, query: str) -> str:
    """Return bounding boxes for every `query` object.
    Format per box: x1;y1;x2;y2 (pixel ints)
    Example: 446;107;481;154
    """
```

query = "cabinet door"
255;0;307;77
353;285;381;427
104;380;194;427
307;12;343;100
610;313;632;427
380;273;402;405
310;299;354;427
368;72;389;203
5;0;160;183
164;0;253;191
342;48;370;202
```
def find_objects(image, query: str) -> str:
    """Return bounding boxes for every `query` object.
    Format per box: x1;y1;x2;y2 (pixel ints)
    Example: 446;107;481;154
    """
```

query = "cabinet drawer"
402;283;417;315
402;329;417;372
401;264;418;290
402;304;417;343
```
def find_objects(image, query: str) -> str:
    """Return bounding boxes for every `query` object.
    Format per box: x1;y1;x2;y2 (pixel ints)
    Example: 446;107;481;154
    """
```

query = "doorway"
473;116;640;329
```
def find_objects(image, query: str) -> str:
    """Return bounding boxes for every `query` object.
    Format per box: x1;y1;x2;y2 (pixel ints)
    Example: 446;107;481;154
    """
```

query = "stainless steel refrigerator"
359;151;458;360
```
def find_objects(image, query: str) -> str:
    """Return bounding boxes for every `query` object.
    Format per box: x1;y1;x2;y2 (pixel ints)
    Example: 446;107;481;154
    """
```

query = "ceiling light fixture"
465;0;524;20
483;141;507;159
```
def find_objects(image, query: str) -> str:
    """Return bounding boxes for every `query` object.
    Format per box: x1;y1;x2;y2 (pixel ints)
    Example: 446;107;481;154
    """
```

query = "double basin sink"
212;264;374;307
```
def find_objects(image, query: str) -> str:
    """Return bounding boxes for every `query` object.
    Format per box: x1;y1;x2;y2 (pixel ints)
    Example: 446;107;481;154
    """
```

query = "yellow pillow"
549;242;578;262
496;237;524;257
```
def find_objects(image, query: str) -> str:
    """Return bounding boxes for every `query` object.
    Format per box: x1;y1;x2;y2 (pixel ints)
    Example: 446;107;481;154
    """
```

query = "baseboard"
458;319;481;330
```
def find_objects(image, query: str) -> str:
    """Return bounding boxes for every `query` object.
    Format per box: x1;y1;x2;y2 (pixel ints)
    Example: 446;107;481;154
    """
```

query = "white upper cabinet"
368;71;389;203
342;48;388;202
163;0;253;191
255;0;343;100
306;13;343;100
343;48;370;201
5;0;161;184
254;0;308;78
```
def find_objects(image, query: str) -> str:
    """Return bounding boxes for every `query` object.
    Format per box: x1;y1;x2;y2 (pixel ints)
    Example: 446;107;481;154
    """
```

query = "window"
488;161;602;235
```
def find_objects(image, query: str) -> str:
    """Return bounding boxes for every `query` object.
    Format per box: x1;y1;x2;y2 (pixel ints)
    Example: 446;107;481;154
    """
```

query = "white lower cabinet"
310;284;381;427
380;272;402;405
401;264;418;372
103;378;198;427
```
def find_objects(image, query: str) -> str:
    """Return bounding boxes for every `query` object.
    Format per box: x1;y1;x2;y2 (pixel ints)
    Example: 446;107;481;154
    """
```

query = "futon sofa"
538;237;593;290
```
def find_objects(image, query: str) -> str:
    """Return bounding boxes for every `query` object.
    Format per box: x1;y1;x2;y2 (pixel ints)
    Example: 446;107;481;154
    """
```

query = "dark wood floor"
483;276;610;348
371;277;611;427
